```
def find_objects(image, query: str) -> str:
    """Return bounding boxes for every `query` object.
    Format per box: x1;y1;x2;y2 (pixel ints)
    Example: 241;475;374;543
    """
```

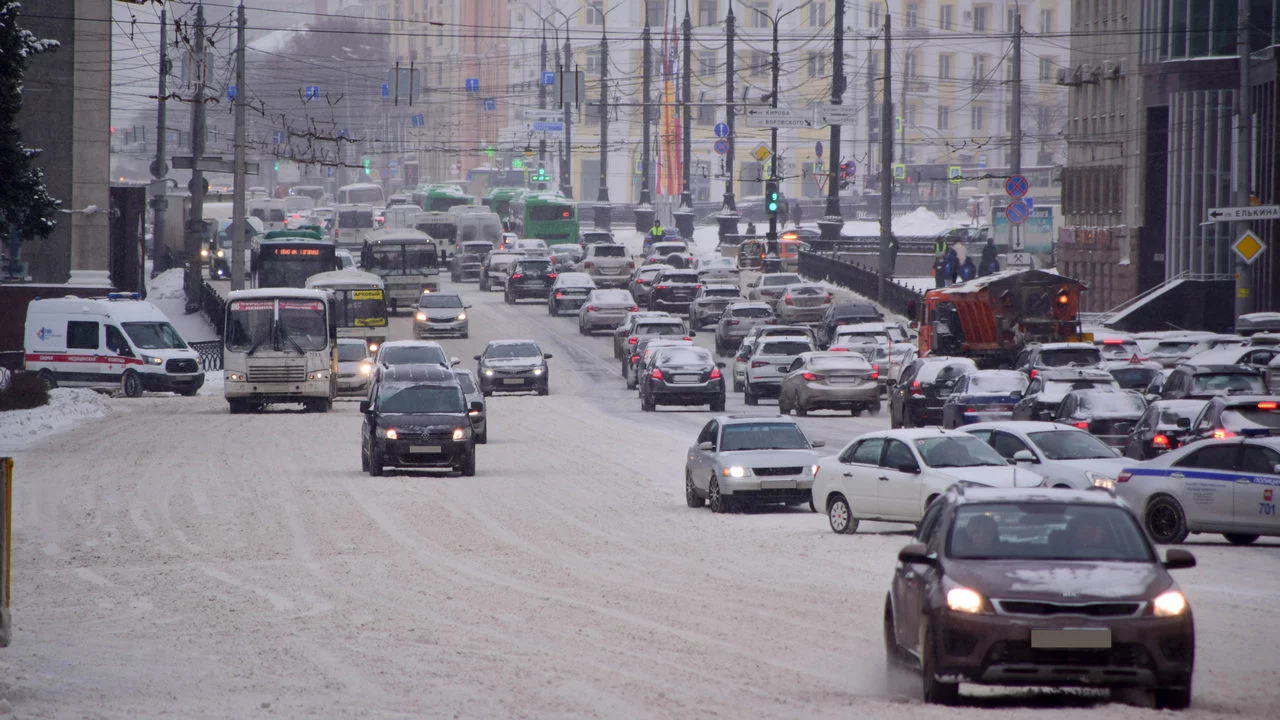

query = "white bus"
334;203;377;248
450;207;503;246
222;288;337;413
249;198;287;233
304;269;389;352
359;227;440;312
336;182;385;206
410;211;458;245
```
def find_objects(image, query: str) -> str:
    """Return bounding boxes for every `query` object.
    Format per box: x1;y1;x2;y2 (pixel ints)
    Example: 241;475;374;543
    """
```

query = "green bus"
411;184;474;213
483;186;526;221
253;228;340;289
509;192;578;244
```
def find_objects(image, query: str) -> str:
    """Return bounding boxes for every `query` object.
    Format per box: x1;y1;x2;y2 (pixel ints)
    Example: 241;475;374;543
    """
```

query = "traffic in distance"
24;182;1280;712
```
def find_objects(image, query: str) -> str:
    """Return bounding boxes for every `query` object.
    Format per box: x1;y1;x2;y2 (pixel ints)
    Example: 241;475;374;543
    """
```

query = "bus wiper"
246;337;265;356
277;325;305;355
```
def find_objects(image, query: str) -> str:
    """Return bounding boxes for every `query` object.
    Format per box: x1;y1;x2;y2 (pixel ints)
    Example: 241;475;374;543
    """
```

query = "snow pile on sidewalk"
146;269;219;343
0;388;111;451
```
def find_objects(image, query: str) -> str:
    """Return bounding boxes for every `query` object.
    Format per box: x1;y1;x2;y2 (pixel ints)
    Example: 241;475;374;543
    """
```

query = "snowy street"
2;274;1280;718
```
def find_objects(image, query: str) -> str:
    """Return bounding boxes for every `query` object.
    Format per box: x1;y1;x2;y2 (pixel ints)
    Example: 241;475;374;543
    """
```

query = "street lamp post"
593;1;625;230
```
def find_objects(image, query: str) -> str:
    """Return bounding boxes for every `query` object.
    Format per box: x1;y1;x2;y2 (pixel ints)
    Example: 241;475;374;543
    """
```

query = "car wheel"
360;445;369;472
579;322;588;335
733;377;742;393
921;621;960;705
480;278;490;291
685;471;705;508
795;402;808;417
228;398;247;414
625;369;638;390
1224;533;1260;545
368;446;384;477
548;304;557;316
744;385;758;406
1145;495;1190;544
890;407;901;429
640;393;654;412
827;495;858;534
38;370;57;390
708;478;732;514
537;383;549;396
710;397;725;413
179;386;199;397
121;370;143;398
869;400;882;414
778;394;791;415
884;597;909;671
476;429;488;445
1153;685;1192;710
459;450;476;477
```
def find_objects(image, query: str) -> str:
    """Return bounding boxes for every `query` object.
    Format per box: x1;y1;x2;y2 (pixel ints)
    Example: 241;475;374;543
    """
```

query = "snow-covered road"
2;276;1279;718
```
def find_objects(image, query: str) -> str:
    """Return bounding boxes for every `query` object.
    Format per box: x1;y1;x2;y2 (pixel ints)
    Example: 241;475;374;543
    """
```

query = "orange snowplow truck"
917;269;1089;368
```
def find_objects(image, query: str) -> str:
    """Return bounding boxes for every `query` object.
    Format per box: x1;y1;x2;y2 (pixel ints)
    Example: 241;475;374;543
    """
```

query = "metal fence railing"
200;280;226;337
799;250;924;319
189;340;223;371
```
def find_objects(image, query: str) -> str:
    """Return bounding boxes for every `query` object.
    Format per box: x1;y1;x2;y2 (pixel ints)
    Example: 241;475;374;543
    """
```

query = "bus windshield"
226;299;328;354
429;198;471;212
368;244;437;275
329;288;387;328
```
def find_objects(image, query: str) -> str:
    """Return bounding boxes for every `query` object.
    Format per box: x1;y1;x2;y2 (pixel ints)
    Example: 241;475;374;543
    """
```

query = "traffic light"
764;180;780;218
534;165;548;182
839;161;850;180
362;155;371;175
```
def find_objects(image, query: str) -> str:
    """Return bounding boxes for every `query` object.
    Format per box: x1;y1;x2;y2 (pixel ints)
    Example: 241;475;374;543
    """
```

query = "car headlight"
946;587;985;614
308;370;328;380
1153;590;1188;617
1087;471;1117;490
811;464;820;476
216;249;225;258
416;311;427;321
457;312;467;321
359;363;372;375
201;248;209;258
452;427;466;441
226;372;245;381
722;465;750;478
378;427;398;440
483;368;494;377
368;342;379;352
141;354;163;365
532;367;544;376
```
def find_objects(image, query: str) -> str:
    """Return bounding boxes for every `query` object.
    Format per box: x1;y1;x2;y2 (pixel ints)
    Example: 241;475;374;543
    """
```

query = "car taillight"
628;306;639;311
783;296;794;305
871;370;879;380
726;319;739;326
630;355;640;363
910;380;923;396
1152;433;1170;447
511;273;524;280
585;305;597;312
1117;471;1132;483
694;284;702;289
636;278;648;284
584;261;594;269
628;337;638;344
1259;401;1279;410
682;336;691;341
655;284;667;290
627;260;635;268
548;273;558;279
1029;369;1038;379
751;360;769;368
1212;429;1236;439
1073;421;1090;430
802;372;821;381
709;368;722;379
555;292;563;298
650;368;664;380
965;407;977;413
829;347;848;351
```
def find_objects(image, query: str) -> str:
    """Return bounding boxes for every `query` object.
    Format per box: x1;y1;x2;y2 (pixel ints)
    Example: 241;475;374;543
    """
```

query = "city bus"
334;203;377;248
222;288;337;414
409;211;458;245
450;205;503;246
304;269;388;352
358;227;440;313
253;228;340;288
249;198;287;233
412;184;474;212
289;185;327;204
336;182;385;206
483;186;526;220
508;191;578;244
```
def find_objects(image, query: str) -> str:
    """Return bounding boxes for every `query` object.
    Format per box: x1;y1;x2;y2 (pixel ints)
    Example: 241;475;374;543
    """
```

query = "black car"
939;370;1028;428
450;253;484;282
1158;363;1267;400
1051;388;1148;447
1123;399;1208;459
1185;394;1280;441
625;335;695;389
647;269;702;312
817;302;884;347
638;344;725;412
1103;360;1164;391
890;357;978;428
475;340;553;395
504;258;557;303
1011;368;1118;421
360;364;480;477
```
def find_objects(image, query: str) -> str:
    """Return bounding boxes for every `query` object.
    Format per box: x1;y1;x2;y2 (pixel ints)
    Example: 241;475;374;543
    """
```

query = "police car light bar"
106;292;142;300
1238;427;1280;437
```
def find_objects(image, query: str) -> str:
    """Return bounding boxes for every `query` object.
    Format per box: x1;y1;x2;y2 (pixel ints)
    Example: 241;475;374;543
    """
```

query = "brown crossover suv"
884;486;1196;708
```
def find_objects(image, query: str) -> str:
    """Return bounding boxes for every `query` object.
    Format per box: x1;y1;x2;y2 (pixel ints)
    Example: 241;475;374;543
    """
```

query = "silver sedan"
778;351;881;416
685;415;825;513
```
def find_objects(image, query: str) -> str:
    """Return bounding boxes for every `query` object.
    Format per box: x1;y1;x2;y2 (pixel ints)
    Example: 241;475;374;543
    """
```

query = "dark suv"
889;356;978;428
1011;367;1119;421
360;364;480;477
886;485;1195;708
1158;363;1267;400
647;269;702;311
504;258;557;303
1185;394;1280;441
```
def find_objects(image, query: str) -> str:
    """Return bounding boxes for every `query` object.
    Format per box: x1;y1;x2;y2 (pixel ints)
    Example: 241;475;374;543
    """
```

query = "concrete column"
66;0;111;287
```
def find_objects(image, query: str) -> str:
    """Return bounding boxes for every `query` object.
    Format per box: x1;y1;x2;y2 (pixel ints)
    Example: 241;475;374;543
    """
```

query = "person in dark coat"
979;240;1000;276
960;256;977;282
943;244;960;285
933;253;946;288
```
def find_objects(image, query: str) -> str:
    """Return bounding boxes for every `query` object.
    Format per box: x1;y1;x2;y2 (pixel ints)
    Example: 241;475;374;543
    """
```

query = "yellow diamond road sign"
1232;230;1266;264
751;143;772;163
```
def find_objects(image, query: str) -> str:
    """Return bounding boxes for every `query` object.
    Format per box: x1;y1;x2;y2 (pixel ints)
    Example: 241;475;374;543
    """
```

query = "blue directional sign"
381;83;390;98
465;78;480;93
1005;199;1031;226
326;166;335;177
337;127;349;138
542;71;556;86
1005;174;1029;198
410;113;425;127
272;130;287;144
713;122;729;138
714;138;729;155
227;85;236;100
1023;196;1035;210
815;140;823;158
532;121;564;132
304;85;320;100
484;98;497;112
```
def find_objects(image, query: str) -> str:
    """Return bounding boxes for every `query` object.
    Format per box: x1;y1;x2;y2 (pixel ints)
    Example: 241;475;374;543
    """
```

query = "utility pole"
763;12;782;271
185;3;208;313
635;20;655;230
539;23;548;176
819;0;845;245
594;10;612;229
1010;11;1022;176
673;4;695;240
151;6;169;276
230;2;247;291
878;13;894;301
560;32;574;199
1235;0;1255;318
715;5;739;244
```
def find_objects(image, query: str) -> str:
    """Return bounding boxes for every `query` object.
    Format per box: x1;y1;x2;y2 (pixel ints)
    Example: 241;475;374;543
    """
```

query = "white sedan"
960;421;1132;490
812;428;1044;534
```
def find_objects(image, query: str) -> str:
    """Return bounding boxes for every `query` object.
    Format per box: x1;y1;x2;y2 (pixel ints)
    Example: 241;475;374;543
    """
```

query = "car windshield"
1077;392;1147;415
1027;430;1116;460
759;340;812;356
380;346;447;366
516;261;552;273
731;306;773;318
337;344;368;362
1222;406;1280;430
762;275;801;287
948;503;1154;562
1041;380;1108;402
653;244;686;254
787;286;826;297
377;384;466;414
121;321;188;350
418;294;463;308
918;361;976;383
811;356;869;370
915;436;1009;468
592;245;626;257
967;373;1028;393
1109;367;1160;389
1039;348;1102;367
1192;373;1265;394
485;343;540;359
719;422;810;451
454;373;477;394
1153;403;1206;428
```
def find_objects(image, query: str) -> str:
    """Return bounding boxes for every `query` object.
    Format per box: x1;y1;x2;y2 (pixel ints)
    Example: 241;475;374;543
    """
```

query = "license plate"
502;378;524;385
674;374;700;383
760;479;798;489
1030;628;1112;649
410;445;442;454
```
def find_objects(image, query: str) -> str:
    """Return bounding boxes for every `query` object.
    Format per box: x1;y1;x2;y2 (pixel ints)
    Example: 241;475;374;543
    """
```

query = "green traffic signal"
764;180;780;216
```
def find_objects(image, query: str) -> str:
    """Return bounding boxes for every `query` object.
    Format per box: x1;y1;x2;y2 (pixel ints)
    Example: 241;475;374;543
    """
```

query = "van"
24;294;205;397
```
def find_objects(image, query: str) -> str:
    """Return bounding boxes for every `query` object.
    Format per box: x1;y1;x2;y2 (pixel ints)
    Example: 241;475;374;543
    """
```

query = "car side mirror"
1176;417;1191;429
450;357;460;367
1163;548;1196;570
1012;449;1037;463
469;400;484;413
811;440;826;448
698;441;715;451
716;362;727;368
544;353;553;359
359;400;371;414
897;542;936;565
473;354;482;361
898;463;920;474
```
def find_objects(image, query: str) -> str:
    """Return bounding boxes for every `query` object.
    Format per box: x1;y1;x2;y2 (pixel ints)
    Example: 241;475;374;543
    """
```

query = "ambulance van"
23;294;205;397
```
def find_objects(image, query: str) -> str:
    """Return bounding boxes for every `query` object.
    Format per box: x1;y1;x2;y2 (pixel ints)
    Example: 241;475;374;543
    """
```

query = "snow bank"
146;269;218;343
0;388;111;451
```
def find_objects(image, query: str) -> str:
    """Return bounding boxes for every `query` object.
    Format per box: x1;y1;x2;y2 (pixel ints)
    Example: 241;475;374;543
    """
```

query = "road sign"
532;121;564;133
409;113;425;127
465;78;480;92
892;163;906;180
815;106;858;126
1005;199;1030;225
522;108;559;121
635;159;643;175
814;141;823;158
1232;230;1267;264
150;159;168;179
948;166;962;183
1006;252;1032;267
1006;174;1029;198
714;138;729;155
483;98;497;112
227;86;236;100
751;143;772;162
1208;205;1280;222
542;71;556;86
304;85;319;100
744;107;813;128
326;166;335;177
381;83;389;98
713;122;729;138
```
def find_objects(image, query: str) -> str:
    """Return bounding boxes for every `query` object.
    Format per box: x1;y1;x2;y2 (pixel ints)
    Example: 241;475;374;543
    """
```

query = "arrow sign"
1207;205;1280;222
744;107;813;128
816;106;859;126
532;121;564;132
713;122;729;138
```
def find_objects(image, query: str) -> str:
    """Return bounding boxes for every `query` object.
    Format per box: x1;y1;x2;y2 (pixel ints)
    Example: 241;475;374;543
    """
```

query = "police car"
1116;431;1280;545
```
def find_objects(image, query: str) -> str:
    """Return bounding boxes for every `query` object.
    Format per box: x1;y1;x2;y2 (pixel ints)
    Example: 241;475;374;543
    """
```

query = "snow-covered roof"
227;288;328;302
936;268;1078;295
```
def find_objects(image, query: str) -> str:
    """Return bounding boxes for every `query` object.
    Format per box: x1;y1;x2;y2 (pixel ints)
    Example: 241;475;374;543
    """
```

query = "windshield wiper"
276;323;305;355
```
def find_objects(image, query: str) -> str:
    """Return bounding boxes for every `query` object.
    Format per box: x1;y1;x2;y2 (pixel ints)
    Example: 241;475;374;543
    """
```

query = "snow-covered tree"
0;2;60;244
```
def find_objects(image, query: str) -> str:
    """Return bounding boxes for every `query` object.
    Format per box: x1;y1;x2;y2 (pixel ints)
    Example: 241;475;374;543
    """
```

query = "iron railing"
189;340;224;371
799;250;924;319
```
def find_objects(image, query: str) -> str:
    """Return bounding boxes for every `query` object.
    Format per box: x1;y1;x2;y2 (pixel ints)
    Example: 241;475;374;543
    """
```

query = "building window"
698;51;717;78
698;92;715;125
646;0;667;26
1006;7;1019;31
586;0;603;25
1039;57;1053;82
809;1;827;26
906;3;920;28
807;51;828;78
973;5;988;32
698;0;718;27
939;4;953;30
972;54;987;81
868;3;882;28
586;48;601;74
1040;9;1053;33
938;105;950;129
971;105;985;131
939;54;953;79
750;1;769;28
904;51;918;78
750;50;768;77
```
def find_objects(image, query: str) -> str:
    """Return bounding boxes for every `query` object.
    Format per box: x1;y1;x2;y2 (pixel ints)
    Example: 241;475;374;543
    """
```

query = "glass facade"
1165;89;1235;277
1142;0;1278;62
